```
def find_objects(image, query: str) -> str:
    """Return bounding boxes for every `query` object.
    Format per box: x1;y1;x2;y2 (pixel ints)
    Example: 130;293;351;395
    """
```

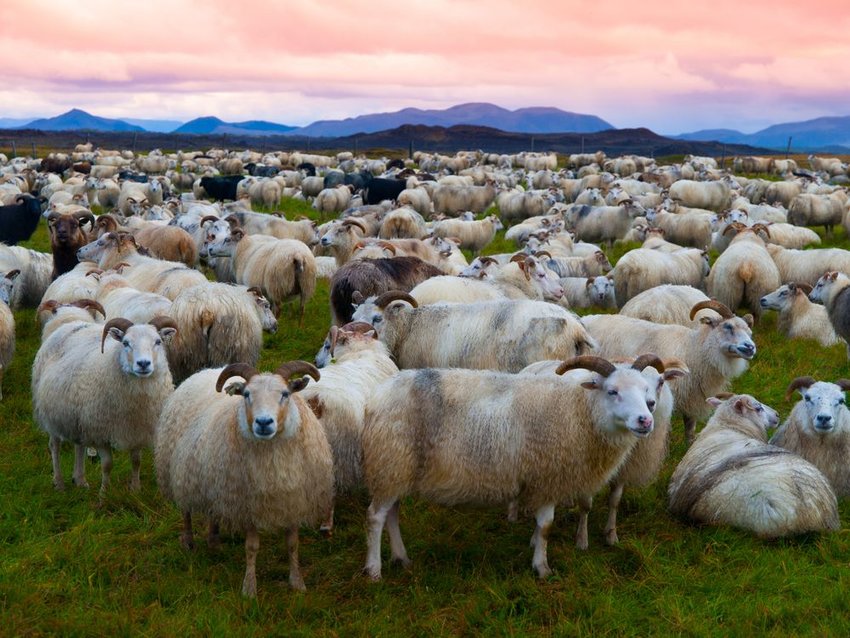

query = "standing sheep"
668;394;839;538
0;269;18;400
154;362;334;596
809;271;850;356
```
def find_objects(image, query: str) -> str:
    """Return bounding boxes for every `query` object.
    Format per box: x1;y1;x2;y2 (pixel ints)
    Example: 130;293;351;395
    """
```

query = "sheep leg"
72;444;89;488
684;415;697;445
319;506;334;537
129;449;142;492
97;447;113;497
207;520;221;550
531;504;555;578
49;436;65;491
286;526;306;591
364;499;395;581
242;527;259;598
604;482;626;546
575;494;592;551
386;500;410;568
507;500;519;522
180;511;195;549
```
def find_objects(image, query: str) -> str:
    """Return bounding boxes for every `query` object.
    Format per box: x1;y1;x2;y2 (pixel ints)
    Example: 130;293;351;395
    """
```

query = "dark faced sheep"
0;195;45;246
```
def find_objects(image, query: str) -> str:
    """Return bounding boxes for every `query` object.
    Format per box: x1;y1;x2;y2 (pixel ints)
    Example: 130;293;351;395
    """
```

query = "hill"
677;116;850;151
19;109;144;132
174;116;296;136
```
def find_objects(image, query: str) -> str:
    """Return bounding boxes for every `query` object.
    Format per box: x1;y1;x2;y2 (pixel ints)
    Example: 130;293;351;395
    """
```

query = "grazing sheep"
759;283;842;347
433;182;497;216
760;222;821;249
396;187;433;217
154;362;334;596
788;193;842;235
809;271;850;356
584;300;755;443
304;322;399;533
133;224;198;267
620;285;711;326
362;355;659;580
313;185;354;215
707;226;780;318
32;316;177;493
611;247;709;306
352;291;594;372
770;377;850;497
668;394;839;537
565;203;640;245
206;228;316;322
645;208;713;249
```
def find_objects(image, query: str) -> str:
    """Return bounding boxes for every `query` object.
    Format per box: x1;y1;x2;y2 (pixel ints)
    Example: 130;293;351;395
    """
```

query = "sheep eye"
155;339;162;346
373;316;382;324
756;405;764;413
805;395;811;402
725;324;733;332
243;390;251;399
607;389;618;396
840;398;846;405
122;340;130;347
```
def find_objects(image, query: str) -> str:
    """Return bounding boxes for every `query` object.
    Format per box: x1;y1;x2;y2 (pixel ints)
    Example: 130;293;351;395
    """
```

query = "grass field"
2;198;850;636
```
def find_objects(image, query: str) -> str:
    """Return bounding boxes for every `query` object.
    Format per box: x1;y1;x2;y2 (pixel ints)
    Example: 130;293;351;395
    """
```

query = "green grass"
3;213;850;636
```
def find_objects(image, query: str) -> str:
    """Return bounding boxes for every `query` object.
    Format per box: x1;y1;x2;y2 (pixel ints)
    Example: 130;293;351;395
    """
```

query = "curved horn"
216;363;259;392
534;250;552;260
223;215;241;229
70;299;105;318
37;299;61;314
96;215;119;231
631;353;665;372
340;321;378;335
342;218;367;233
714;392;734;400
73;210;96;229
199;215;220;227
101;318;134;353
834;379;850;392
4;268;20;280
148;315;178;333
46;210;62;223
377;240;397;255
785;376;816;401
373;290;418;309
328;325;341;354
556;355;616;377
721;222;744;236
509;253;527;263
246;286;264;298
689;300;734;320
274;360;321;383
478;256;498;266
796;282;813;295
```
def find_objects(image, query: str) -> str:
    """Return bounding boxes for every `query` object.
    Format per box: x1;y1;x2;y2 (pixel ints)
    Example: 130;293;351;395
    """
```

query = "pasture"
2;166;850;637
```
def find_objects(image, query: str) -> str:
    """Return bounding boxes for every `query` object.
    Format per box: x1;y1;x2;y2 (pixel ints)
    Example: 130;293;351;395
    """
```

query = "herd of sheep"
2;143;850;597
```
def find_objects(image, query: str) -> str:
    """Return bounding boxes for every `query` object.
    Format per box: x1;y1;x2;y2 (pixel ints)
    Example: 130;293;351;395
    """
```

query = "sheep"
583;300;755;443
44;209;94;280
809;271;850;356
395;187;432;217
759;283;841;347
329;257;445;325
0;194;45;245
224;210;318;245
668;394;839;537
206;227;316;323
352;291;594;372
32;316;177;493
565;203;640;245
559;276;616;309
77;232;208;301
770;377;850;497
611;247;709;306
303;322;398;533
36;298;105;340
313;185;354;215
154;362;334;596
707;226;781;318
544;250;612;278
132;224;198;267
362;354;660;580
620;285;711;326
668;179;731;212
93;272;173;323
645;208;713;249
319;218;370;266
40;261;103;306
522;355;687;547
378;207;428;239
765;244;850;286
433;182;497;215
759;222;821;249
0;269;18;400
504;214;563;246
788;193;842;235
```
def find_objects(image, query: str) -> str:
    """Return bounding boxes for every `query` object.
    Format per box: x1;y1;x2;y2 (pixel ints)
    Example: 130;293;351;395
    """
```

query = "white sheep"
429;214;503;253
378;207;428;239
668;394;839;537
0;269;18;400
619;285;711;326
313;185;354;214
0;244;52;308
558;276;616;309
154;362;334;596
759;283;842;347
770;377;850;497
667;179;731;212
809;271;850;357
352;291;594;372
583;300;755;443
362;354;660;580
611;246;709;306
32;316;177;493
765;243;850;286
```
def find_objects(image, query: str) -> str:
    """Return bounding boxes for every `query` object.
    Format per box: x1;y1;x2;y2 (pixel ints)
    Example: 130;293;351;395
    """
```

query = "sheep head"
101;316;175;378
690;300;756;361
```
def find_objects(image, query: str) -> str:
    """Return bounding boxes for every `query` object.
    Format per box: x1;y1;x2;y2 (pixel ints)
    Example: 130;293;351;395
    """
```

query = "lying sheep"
154;362;333;596
304;322;399;533
620;285;710;326
362;355;660;580
759;283;842;347
668;394;839;537
522;355;686;548
32;316;177;493
809;271;850;356
0;269;18;399
584;300;755;443
352;291;594;372
770;377;850;497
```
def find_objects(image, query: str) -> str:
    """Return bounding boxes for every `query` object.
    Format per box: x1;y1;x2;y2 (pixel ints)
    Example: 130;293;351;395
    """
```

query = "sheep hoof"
534;563;553;579
72;477;90;489
319;525;333;539
391;556;412;570
289;575;306;592
241;579;257;598
180;534;195;551
605;529;619;546
363;565;382;582
53;479;66;491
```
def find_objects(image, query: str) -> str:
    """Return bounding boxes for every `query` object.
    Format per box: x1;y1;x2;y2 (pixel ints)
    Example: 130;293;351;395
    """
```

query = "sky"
0;0;848;134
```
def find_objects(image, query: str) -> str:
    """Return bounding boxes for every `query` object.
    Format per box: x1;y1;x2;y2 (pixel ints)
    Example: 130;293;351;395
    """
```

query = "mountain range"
1;106;848;152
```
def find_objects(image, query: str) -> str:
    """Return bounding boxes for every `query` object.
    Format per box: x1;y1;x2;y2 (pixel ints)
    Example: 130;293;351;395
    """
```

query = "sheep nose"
816;414;833;427
737;343;755;357
255;416;273;427
759;298;768;307
136;359;151;371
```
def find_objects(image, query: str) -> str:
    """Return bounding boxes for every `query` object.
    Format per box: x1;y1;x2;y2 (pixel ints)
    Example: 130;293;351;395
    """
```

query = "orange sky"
0;0;848;133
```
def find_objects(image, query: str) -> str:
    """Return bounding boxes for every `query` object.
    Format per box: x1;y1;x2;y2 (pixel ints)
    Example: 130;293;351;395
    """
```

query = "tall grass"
2;207;850;636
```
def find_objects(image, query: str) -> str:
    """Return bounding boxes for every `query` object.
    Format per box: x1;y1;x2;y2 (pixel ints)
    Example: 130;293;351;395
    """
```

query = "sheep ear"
157;326;177;343
733;398;748;414
742;314;754;328
580;380;600;390
706;397;723;408
663;369;687;381
699;316;717;326
289;377;311;393
108;327;126;342
224;381;246;396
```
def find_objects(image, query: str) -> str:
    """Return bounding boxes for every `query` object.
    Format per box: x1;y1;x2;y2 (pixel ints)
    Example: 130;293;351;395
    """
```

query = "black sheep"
199;175;245;201
0;195;45;245
362;177;407;205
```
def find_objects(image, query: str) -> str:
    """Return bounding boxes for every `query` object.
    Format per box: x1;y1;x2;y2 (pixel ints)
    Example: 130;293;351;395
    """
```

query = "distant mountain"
0;117;35;129
122;118;184;133
676;116;850;151
174;116;296;136
19;108;144;132
288;102;614;137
